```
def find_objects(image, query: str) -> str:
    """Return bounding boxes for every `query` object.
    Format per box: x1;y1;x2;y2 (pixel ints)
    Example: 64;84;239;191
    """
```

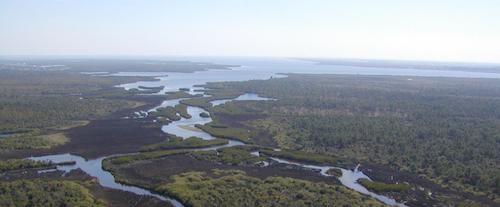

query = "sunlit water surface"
29;57;499;207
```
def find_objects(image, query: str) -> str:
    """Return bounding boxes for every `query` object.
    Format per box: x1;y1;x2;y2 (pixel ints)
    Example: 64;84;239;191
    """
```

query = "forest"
0;70;147;132
204;74;500;200
1;64;499;206
0;68;171;206
0;180;106;207
157;169;384;207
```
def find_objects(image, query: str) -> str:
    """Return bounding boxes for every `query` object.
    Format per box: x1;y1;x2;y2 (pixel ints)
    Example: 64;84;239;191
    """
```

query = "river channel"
29;57;500;207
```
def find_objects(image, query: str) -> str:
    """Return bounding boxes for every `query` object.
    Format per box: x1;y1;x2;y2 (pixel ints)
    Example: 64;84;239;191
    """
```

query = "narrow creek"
29;92;406;207
28;63;410;207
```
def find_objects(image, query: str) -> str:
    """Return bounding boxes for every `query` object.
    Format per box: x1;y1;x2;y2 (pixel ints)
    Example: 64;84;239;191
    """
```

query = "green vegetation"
0;70;145;132
260;149;339;165
205;74;500;198
178;88;243;109
174;104;191;118
137;86;164;94
326;168;343;177
138;86;164;90
150;104;191;121
0;179;106;207
203;89;243;100
140;136;228;151
155;117;172;125
150;107;182;121
4;62;499;205
210;100;262;115
0;159;52;172
104;149;188;166
0;131;69;151
199;112;210;118
156;169;385;207
358;179;411;192
164;91;195;99
0;70;152;153
196;122;253;143
191;146;265;166
180;97;212;109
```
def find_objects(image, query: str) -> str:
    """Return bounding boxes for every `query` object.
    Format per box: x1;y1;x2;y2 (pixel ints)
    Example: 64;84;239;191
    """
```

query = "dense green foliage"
0;159;51;172
206;74;500;197
191;146;265;166
157;169;385;207
164;91;196;99
178;88;244;109
140;136;228;151
0;131;68;151
199;112;210;118
180;97;212;109
135;86;165;94
174;104;191;119
326;168;342;177
151;106;182;121
196;122;253;143
150;104;191;121
0;180;105;207
358;179;411;192
0;70;144;131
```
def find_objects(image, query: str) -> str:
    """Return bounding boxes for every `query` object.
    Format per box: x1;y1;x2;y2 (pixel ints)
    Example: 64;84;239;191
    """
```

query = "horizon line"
1;54;500;65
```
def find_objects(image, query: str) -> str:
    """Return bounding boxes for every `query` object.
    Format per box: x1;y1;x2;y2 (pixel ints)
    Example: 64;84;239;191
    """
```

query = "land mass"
302;58;500;74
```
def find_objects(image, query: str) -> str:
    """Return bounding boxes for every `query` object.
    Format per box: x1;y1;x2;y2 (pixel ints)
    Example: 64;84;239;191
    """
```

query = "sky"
1;0;499;63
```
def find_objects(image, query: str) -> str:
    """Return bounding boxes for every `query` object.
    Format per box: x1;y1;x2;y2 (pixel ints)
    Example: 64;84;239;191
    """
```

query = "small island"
325;168;342;177
199;112;210;118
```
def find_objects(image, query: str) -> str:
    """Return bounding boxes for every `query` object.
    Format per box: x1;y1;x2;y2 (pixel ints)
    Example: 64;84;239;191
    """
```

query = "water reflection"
211;93;276;106
269;157;406;207
29;153;184;207
30;57;491;206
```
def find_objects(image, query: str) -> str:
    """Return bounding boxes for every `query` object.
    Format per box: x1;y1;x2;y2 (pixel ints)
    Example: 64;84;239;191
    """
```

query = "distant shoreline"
299;57;500;74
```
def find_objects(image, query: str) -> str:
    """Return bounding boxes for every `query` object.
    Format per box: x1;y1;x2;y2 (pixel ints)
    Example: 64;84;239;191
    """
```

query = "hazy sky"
1;0;499;62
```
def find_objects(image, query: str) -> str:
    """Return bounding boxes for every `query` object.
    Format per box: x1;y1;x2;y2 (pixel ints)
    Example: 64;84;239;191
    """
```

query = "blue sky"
1;0;499;62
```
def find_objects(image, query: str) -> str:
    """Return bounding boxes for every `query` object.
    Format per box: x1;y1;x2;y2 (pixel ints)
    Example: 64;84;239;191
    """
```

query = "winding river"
28;57;500;207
